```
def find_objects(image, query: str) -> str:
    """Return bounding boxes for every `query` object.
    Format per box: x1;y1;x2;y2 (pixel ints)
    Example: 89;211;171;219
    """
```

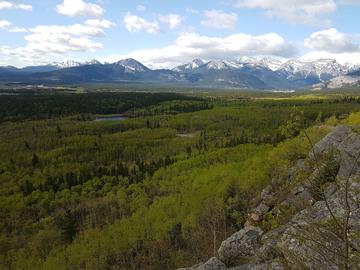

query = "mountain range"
1;57;360;90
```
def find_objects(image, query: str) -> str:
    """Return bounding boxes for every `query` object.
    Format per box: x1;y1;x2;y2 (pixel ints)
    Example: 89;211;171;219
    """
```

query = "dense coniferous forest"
1;89;360;270
0;92;204;122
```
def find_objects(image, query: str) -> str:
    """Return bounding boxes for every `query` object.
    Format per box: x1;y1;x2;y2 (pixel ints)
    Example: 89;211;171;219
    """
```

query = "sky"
1;0;360;68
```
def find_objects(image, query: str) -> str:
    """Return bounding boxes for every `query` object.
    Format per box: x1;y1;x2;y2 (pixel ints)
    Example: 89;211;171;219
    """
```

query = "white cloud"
137;5;146;12
56;0;104;17
123;12;161;34
186;8;199;15
305;28;359;53
201;10;238;30
1;20;115;64
0;1;32;11
0;20;11;29
301;28;360;64
0;20;27;32
85;19;116;28
15;3;32;11
158;14;184;29
101;32;296;68
301;51;360;65
235;0;336;26
0;1;12;9
302;28;360;65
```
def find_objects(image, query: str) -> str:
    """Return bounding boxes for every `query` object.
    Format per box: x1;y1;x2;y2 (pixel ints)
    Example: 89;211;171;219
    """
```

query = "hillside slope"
179;125;360;269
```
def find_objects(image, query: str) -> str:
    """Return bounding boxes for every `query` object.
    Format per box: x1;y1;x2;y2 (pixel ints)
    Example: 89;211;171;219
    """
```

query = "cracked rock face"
312;125;360;177
312;125;352;155
277;125;360;270
218;227;264;265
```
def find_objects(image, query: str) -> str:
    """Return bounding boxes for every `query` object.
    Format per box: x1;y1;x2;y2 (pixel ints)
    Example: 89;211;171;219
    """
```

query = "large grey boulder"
256;226;287;263
278;185;313;210
228;258;287;270
228;263;269;270
278;203;345;269
198;257;226;270
218;227;263;265
312;125;360;177
178;258;226;270
312;125;352;156
178;263;203;270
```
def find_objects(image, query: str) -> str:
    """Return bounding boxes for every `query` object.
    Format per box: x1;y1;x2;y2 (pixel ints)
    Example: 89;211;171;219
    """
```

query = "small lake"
95;115;129;122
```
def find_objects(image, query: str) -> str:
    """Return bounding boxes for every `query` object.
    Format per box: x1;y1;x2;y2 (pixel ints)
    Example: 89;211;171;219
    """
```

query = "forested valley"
1;90;360;270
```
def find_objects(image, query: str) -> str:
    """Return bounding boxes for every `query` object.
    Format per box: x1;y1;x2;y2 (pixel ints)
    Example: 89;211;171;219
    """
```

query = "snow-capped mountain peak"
204;60;240;70
85;59;101;65
54;60;82;69
234;56;285;71
172;59;207;72
278;58;349;81
2;56;360;90
116;58;149;73
257;57;284;71
190;59;206;69
53;59;102;69
172;57;357;80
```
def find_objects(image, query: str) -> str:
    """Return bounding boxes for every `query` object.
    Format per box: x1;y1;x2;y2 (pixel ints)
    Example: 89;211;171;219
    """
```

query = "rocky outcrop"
179;257;226;270
270;125;360;269
287;159;310;182
312;125;360;177
199;257;227;270
228;258;287;270
178;125;360;270
218;227;263;265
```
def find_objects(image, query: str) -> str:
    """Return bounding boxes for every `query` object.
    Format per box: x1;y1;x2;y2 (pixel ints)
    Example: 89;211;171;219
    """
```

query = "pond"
95;115;129;122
